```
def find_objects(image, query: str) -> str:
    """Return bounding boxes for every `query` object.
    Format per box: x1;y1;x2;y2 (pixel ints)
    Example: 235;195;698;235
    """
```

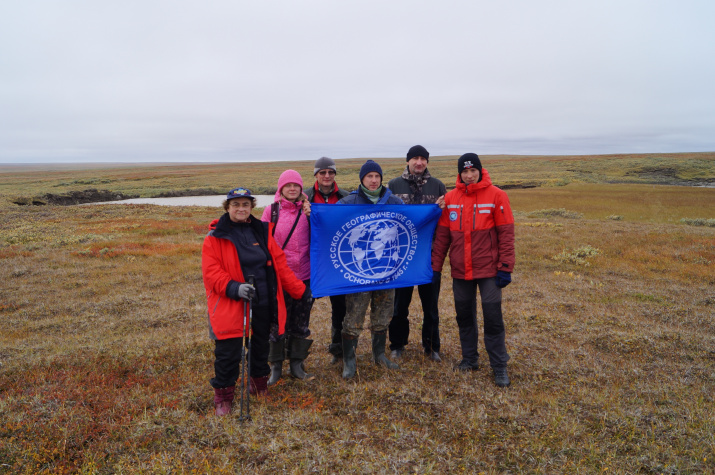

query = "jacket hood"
456;168;492;194
274;169;305;201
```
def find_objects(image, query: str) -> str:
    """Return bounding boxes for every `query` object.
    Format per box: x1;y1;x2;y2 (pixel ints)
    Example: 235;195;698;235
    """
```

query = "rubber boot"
249;375;269;397
213;386;235;416
267;339;285;386
342;333;359;379
372;331;399;370
328;327;343;364
288;338;315;380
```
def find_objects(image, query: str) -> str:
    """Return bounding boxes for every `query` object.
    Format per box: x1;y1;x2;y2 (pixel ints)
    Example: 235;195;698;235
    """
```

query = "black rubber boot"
342;334;359;379
328;327;343;364
267;339;285;386
287;338;315;380
372;331;399;370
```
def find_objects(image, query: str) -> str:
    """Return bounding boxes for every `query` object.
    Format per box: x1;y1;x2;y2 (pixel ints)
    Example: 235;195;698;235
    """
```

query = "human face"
362;171;382;191
460;168;480;185
316;169;336;189
281;182;302;202
407;156;428;175
228;197;253;223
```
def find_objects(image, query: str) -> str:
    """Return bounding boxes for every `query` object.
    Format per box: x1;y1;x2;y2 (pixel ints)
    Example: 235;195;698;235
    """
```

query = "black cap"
458;153;482;174
406;145;429;162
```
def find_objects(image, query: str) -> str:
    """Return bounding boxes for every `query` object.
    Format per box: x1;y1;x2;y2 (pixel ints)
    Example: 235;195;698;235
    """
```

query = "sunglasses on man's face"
318;170;336;176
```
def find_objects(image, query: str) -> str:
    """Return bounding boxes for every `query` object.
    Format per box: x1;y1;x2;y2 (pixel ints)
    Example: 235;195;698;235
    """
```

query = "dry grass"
1;157;714;473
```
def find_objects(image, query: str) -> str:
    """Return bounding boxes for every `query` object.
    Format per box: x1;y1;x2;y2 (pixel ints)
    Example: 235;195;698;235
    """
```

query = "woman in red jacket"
202;187;307;416
431;154;515;387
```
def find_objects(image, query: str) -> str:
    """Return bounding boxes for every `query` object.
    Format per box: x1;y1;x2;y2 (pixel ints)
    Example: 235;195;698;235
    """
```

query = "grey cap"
314;156;337;176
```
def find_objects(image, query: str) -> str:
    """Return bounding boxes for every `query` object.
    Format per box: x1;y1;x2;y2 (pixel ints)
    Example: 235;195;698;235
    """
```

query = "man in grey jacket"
387;145;446;362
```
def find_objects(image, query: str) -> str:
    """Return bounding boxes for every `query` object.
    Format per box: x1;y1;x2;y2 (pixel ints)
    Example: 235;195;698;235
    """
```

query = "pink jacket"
260;170;311;281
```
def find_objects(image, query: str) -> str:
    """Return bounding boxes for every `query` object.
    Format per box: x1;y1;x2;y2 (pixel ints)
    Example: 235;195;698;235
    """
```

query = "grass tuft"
552;245;600;266
526;208;583;219
680;217;715;227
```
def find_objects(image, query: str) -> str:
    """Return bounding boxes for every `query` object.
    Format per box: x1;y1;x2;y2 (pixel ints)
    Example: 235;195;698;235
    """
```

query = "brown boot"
249;375;269;397
213;386;235;416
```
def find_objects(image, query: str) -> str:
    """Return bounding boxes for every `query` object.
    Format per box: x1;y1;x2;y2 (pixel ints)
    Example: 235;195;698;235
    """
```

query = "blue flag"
310;203;442;298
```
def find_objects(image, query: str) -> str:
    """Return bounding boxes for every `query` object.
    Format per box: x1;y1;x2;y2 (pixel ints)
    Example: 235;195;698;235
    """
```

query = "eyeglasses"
318;170;336;176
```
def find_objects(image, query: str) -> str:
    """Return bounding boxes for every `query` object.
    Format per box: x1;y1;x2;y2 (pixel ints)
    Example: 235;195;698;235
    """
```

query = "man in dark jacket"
337;160;403;379
305;157;350;363
387;145;447;362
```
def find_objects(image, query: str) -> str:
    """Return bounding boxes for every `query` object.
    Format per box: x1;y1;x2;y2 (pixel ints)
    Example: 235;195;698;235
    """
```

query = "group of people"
201;146;516;416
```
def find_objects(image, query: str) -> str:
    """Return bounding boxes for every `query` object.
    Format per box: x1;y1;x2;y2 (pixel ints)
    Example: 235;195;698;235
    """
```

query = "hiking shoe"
493;367;511;387
425;350;442;362
390;348;404;360
454;359;479;372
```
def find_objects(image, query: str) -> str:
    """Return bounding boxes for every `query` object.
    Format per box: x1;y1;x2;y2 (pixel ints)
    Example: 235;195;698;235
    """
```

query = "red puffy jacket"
432;169;515;280
201;216;306;340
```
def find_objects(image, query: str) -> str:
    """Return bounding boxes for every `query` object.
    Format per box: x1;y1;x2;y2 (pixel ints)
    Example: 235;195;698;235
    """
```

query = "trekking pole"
239;276;255;422
238;296;249;421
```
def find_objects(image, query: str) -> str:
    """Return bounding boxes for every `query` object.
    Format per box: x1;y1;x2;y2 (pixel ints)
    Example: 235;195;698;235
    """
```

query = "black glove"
238;283;256;301
495;270;511;288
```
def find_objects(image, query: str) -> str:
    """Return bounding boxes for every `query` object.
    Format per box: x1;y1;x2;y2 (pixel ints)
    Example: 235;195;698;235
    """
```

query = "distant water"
90;195;276;208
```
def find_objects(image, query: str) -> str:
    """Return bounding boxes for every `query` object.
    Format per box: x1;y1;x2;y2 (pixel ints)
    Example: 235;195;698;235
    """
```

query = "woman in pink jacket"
261;169;315;385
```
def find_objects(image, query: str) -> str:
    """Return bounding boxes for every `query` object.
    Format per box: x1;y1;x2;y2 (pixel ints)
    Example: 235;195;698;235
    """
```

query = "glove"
237;283;256;301
495;271;511;288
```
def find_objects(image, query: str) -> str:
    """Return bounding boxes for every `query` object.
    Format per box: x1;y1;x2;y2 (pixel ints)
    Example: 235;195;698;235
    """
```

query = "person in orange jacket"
431;154;515;387
202;187;307;415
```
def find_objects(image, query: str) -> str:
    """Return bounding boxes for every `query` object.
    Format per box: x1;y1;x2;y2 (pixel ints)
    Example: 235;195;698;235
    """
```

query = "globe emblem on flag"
338;219;412;280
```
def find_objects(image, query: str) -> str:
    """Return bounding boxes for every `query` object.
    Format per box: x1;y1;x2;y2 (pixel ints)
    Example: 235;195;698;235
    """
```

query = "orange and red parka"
201;215;306;340
432;168;515;280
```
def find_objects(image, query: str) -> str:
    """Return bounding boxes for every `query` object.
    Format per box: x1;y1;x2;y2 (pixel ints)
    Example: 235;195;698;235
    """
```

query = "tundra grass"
0;166;714;473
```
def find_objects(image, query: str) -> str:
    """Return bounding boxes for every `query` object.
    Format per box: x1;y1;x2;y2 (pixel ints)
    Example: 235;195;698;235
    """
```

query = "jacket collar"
455;168;492;194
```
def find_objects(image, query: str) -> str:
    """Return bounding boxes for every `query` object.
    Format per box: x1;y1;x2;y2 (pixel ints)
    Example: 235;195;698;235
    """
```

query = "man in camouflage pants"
337;160;404;379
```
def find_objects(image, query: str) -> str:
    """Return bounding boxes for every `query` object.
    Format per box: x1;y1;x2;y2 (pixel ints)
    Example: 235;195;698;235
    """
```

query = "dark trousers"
271;279;313;341
327;293;347;356
389;270;441;353
210;304;271;388
329;294;347;332
452;277;509;369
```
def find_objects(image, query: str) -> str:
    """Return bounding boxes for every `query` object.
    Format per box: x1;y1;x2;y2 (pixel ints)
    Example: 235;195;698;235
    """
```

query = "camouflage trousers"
342;289;395;337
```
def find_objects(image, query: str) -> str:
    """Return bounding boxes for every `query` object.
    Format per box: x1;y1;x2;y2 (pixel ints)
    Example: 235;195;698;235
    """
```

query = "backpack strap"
270;202;279;236
280;209;302;250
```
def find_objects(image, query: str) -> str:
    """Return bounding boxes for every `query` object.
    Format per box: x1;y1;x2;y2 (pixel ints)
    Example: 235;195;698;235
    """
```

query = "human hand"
238;283;256;300
495;271;511;288
302;200;311;217
436;196;445;209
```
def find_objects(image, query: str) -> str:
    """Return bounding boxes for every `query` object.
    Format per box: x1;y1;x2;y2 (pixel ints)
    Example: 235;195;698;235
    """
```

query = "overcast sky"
1;1;714;163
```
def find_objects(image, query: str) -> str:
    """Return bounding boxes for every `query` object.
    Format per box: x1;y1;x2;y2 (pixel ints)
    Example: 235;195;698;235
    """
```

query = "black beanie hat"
359;160;383;183
458;153;482;174
313;156;337;176
406;145;429;162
